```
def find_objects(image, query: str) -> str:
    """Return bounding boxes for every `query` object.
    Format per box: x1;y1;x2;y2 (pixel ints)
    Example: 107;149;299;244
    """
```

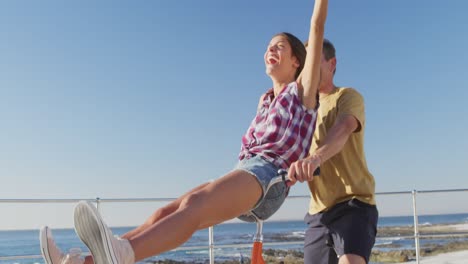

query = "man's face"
319;53;336;88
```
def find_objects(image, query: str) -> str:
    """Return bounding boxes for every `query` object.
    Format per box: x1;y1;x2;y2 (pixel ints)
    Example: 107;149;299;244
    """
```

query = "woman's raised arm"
297;0;328;110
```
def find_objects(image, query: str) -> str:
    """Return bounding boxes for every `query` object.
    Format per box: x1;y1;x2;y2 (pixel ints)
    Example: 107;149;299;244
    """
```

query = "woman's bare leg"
129;170;262;262
81;182;211;264
121;182;211;240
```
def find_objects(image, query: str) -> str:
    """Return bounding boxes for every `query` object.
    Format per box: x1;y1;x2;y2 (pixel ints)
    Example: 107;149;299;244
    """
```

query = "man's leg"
304;213;338;264
338;254;366;264
326;199;378;264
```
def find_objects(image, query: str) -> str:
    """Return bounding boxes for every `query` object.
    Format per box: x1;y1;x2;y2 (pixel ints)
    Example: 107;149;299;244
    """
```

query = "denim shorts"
234;155;288;222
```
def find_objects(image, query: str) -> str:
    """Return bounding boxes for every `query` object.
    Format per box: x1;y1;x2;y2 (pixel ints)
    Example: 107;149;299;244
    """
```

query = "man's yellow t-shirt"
308;87;376;214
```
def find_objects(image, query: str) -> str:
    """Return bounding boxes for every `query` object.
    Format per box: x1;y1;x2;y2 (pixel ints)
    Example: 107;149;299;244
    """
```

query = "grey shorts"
234;155;288;222
304;199;379;264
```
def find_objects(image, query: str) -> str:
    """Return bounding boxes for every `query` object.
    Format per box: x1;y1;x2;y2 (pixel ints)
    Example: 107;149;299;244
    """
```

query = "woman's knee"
146;204;177;225
179;191;208;212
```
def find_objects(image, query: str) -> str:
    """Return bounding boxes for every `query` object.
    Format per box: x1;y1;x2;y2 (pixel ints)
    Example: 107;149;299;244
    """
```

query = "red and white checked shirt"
239;82;318;169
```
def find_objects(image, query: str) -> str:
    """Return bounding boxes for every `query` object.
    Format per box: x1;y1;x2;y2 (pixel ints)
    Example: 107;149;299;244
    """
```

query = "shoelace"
63;248;83;264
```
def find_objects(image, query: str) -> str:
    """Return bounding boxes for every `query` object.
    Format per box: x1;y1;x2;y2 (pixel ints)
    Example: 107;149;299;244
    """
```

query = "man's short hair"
322;39;335;61
303;38;336;60
304;38;337;75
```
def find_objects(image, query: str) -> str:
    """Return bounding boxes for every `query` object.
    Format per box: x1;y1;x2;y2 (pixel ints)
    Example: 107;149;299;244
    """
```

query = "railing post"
209;226;215;264
96;197;101;213
412;190;420;264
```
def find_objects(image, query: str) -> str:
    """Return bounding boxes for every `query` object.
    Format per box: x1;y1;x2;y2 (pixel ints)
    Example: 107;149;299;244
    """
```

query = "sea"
1;213;468;264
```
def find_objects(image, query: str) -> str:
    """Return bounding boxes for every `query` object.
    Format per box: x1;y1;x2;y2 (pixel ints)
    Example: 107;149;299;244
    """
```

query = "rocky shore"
370;223;468;263
146;224;468;264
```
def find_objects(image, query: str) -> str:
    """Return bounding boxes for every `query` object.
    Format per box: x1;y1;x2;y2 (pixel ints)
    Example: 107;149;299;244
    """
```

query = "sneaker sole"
39;226;54;264
74;201;118;264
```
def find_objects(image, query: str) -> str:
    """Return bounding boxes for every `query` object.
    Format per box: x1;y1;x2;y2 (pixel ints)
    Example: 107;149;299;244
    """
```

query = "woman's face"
264;35;299;81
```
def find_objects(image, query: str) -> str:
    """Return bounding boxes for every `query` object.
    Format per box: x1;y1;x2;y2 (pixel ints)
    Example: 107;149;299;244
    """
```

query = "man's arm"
312;114;359;164
288;114;359;183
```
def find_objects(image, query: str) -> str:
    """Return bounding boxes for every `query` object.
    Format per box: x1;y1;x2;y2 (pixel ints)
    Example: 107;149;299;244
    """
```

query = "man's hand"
288;154;321;185
287;113;359;185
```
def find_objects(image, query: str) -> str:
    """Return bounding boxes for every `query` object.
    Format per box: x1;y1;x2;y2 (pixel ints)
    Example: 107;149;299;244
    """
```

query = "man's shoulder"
337;86;359;94
336;87;363;100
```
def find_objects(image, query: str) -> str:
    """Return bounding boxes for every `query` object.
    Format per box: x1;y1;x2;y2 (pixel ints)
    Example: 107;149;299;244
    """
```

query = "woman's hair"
274;32;306;79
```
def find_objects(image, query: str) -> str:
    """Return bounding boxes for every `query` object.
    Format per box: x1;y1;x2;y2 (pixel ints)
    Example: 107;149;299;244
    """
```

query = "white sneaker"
40;226;84;264
74;201;135;264
62;248;84;264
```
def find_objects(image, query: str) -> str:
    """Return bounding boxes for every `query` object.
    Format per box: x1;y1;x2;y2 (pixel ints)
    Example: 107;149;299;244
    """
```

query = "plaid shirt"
239;82;318;169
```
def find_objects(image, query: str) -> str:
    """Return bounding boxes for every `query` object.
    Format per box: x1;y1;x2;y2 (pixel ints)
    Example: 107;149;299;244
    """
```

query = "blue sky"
1;0;468;229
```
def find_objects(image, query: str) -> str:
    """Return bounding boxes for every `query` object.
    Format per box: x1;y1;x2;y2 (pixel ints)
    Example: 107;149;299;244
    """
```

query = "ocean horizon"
1;213;468;264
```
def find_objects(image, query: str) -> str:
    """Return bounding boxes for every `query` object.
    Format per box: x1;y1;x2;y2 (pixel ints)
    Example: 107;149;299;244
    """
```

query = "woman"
40;1;328;263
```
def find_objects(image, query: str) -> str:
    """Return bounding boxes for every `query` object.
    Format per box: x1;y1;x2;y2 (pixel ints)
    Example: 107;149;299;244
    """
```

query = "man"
288;39;378;264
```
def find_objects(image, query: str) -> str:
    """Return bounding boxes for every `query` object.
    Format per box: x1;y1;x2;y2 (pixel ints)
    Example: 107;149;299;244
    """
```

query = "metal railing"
1;188;468;264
